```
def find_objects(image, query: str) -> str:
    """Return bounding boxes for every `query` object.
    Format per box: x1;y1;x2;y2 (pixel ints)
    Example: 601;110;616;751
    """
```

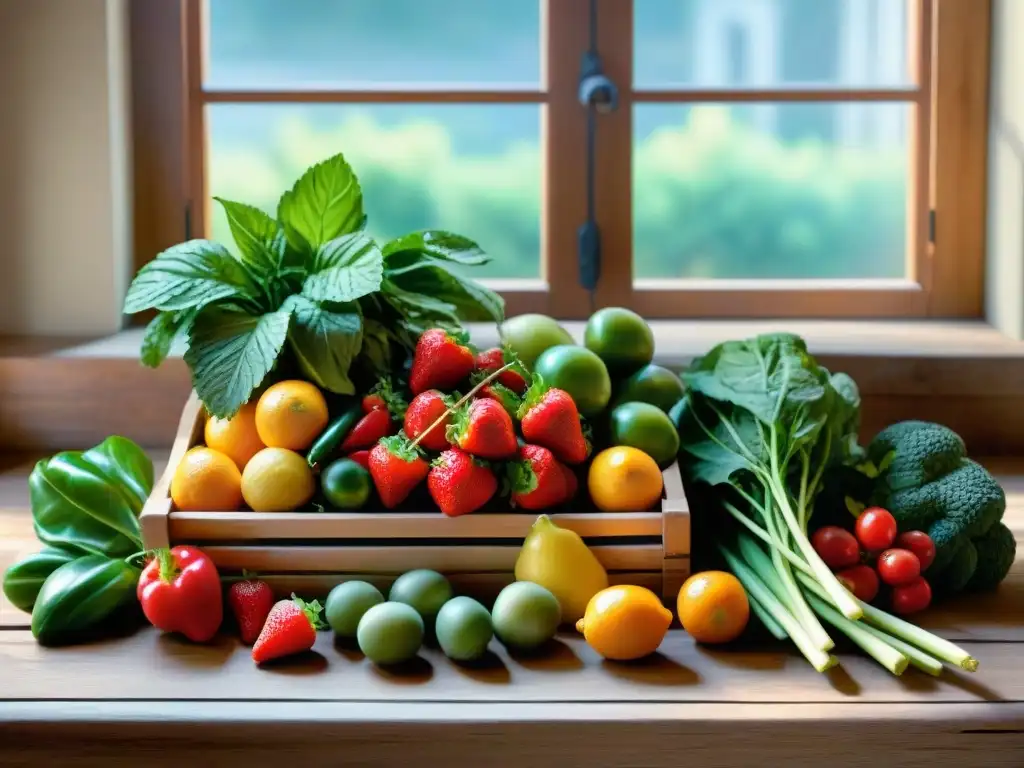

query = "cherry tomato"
876;548;921;586
894;530;936;571
890;577;932;615
855;507;897;551
811;526;861;570
835;564;880;603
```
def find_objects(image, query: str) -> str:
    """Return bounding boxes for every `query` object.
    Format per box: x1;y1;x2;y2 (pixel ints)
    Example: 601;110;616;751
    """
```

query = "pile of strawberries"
335;328;592;516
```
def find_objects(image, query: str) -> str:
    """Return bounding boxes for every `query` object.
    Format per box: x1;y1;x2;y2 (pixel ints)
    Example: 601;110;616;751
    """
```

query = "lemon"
204;402;265;470
241;447;316;512
587;446;664;512
576;585;673;661
170;447;243;512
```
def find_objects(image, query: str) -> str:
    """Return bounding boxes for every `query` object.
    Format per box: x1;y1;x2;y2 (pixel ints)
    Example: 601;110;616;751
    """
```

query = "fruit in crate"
610;363;685;413
204;402;265;471
357;601;425;665
517;377;590;465
577;585;673;661
320;458;372;510
490;581;561;650
499;313;574;371
368;434;430;509
170;446;243;512
446;398;518;460
241;447;315;513
435;596;494;661
583;306;655;376
409;328;475;395
404;389;456;452
532;345;611;418
608;401;680;467
507;445;578;510
340;383;405;453
427;449;498;517
474;347;529;394
254;380;329;452
325;580;385;638
587;446;664;512
514;515;608;624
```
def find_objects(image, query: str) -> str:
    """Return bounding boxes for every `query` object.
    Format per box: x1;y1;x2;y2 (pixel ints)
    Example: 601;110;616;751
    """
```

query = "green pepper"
307;404;363;469
30;555;140;645
2;548;78;613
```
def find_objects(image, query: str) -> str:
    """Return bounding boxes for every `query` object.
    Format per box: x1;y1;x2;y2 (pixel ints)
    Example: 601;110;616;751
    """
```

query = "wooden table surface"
2;455;1023;768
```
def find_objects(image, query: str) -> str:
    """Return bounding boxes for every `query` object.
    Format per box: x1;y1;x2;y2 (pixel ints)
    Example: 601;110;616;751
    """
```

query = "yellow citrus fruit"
677;571;750;644
204;402;265;471
587;446;664;511
241;447;316;512
254;380;329;451
170;447;243;512
575;584;673;661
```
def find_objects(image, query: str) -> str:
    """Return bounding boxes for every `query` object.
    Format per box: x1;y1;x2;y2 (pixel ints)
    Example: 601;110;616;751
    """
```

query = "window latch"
578;51;619;114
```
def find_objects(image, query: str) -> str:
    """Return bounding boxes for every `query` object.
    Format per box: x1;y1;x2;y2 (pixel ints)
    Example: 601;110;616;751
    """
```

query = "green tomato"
389;569;453;622
357;602;424;665
609;401;681;467
435;596;493;661
325;580;385;637
320;458;372;510
584;307;654;376
491;581;561;650
532;345;612;418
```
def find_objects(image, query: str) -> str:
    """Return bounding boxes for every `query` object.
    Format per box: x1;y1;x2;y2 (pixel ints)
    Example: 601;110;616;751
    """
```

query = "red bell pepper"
137;545;223;643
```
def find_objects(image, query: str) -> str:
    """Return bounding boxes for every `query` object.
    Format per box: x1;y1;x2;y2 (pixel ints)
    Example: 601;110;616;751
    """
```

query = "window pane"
635;0;912;89
205;0;541;89
633;103;910;280
207;104;542;279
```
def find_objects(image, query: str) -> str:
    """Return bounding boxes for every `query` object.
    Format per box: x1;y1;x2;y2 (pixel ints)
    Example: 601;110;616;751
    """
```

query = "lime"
325;580;385;638
356;602;424;665
500;314;575;371
320;458;372;510
609;401;680;467
434;596;494;661
533;345;612;417
389;569;453;623
491;581;561;650
612;364;685;413
584;307;654;376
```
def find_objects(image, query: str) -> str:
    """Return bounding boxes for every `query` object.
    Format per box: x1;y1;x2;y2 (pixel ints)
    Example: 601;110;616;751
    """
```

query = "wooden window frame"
130;0;991;323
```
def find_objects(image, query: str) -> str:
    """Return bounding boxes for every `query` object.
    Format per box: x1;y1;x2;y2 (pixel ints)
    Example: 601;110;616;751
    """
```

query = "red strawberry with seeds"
446;398;518;460
517;376;591;465
228;572;275;645
427;448;498;517
252;594;324;665
404;390;456;452
409;329;475;395
341;379;406;452
472;378;522;420
474;347;529;394
368;434;430;509
507;444;577;510
346;450;370;469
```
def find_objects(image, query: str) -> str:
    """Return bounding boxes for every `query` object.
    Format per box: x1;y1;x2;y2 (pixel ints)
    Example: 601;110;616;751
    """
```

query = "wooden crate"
141;393;691;603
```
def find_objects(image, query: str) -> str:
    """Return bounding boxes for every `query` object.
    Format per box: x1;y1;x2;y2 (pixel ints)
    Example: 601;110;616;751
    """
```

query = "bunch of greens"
123;153;504;419
676;333;979;675
2;436;152;645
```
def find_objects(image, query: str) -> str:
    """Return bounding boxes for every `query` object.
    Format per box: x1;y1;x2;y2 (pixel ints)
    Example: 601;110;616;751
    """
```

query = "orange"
170;446;243;512
677;571;750;644
241;447;316;513
575;585;673;661
587;446;663;512
254;380;329;451
204;402;265;470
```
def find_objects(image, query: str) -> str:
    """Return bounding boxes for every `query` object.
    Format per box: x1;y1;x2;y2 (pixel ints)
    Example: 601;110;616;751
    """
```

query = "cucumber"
307;404;363;470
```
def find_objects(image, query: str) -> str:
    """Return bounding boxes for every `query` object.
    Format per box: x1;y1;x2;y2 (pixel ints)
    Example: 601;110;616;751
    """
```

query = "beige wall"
986;0;1024;341
0;0;131;336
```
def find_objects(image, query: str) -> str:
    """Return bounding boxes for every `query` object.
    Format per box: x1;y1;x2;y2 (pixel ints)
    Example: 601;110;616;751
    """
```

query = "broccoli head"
968;521;1017;592
866;420;1013;594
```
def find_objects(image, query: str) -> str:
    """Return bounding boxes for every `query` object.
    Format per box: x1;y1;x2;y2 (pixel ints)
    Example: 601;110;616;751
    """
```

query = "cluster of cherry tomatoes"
811;506;935;615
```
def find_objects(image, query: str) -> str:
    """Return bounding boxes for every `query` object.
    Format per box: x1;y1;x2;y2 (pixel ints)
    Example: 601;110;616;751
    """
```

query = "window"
131;0;990;320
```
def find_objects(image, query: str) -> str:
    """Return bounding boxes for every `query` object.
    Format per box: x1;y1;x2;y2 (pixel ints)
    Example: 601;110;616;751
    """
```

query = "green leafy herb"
304;232;384;303
283;295;362;394
278;154;364;255
140;309;194;368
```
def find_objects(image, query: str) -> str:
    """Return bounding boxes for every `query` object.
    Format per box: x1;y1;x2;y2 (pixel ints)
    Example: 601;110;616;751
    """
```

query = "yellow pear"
514;515;609;624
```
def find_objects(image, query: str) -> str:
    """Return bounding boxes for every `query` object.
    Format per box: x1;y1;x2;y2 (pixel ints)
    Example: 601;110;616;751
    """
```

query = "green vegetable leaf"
277;153;364;255
381;278;462;335
214;197;290;276
387;260;504;324
358;317;394;379
303;232;383;303
81;435;155;513
140;310;190;368
382;230;490;266
283;295;363;395
184;305;292;418
123;240;257;314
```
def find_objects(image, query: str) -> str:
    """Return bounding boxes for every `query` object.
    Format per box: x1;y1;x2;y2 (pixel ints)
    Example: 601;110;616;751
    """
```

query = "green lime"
612;364;685;413
500;314;575;371
321;458;372;510
491;581;561;650
357;602;424;665
388;569;453;623
434;596;494;661
584;307;654;376
325;580;385;638
533;345;612;418
609;401;680;467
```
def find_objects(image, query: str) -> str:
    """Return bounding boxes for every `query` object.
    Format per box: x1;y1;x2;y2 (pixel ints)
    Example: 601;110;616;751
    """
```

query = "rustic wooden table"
1;457;1023;768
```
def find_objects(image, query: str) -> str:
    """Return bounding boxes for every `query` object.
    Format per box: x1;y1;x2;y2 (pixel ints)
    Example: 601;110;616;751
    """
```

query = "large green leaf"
140;309;195;368
277;153;364;255
303;232;383;303
184;306;292;418
122;240;257;314
214;197;292;276
283;295;362;395
387;259;504;324
382;230;489;266
81;435;155;513
381;278;462;335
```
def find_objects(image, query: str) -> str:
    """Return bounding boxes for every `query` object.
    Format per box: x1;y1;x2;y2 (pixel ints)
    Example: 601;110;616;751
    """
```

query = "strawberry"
228;573;275;645
346;450;370;469
404;389;456;452
341;379;405;452
446;398;518;460
470;371;522;419
507;444;577;510
368;434;430;509
427;448;498;517
252;594;324;665
474;347;529;394
409;328;475;395
517;376;591;465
